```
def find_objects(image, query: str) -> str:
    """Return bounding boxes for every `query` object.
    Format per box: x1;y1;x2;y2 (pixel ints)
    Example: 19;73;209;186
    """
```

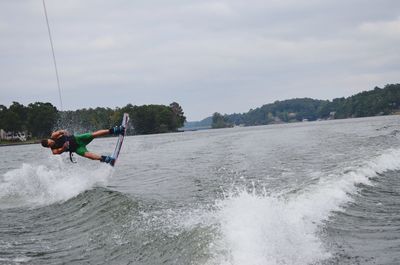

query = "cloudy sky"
1;0;400;120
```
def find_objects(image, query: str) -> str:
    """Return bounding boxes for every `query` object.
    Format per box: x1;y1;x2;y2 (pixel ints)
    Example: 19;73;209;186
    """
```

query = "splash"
0;156;112;208
209;148;400;265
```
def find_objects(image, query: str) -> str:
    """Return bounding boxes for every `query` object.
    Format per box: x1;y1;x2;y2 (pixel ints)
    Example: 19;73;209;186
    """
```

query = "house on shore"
0;129;30;141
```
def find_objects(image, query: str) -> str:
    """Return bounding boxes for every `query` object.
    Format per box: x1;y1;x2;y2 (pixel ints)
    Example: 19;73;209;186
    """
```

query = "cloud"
359;17;400;38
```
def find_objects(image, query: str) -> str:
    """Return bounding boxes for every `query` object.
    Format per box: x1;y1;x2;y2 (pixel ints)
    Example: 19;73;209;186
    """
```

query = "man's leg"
76;142;114;164
92;126;125;138
83;152;101;160
82;151;115;164
92;129;110;138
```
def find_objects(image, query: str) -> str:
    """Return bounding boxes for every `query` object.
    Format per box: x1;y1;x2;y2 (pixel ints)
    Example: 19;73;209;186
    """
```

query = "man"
41;125;124;164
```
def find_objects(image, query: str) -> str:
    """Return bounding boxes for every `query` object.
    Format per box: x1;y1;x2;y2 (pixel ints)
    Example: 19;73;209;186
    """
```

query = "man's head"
41;139;54;148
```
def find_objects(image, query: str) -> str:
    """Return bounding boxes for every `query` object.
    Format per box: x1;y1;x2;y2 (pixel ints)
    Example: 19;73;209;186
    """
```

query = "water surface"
1;116;400;264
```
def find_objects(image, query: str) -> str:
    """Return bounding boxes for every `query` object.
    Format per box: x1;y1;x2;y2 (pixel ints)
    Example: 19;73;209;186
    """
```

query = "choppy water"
1;116;400;265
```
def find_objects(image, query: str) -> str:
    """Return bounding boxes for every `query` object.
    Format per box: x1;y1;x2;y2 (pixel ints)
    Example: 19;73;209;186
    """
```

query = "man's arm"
51;130;68;140
51;142;69;155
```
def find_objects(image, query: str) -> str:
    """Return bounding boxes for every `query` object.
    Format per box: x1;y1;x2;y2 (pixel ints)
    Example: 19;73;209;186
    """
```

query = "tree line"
0;102;186;140
0;102;58;139
211;84;400;128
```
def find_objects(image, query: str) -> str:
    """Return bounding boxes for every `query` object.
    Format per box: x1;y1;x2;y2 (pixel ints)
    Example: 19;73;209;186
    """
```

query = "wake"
208;148;400;265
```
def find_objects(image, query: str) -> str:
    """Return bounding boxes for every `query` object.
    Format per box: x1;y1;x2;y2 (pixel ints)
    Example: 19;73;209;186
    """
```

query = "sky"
1;0;400;121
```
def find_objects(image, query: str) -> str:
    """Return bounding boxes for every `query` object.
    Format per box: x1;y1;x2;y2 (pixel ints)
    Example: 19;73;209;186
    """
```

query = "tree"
27;102;58;138
1;101;189;137
0;105;6;129
0;102;27;132
8;101;28;130
216;84;400;126
2;111;20;132
169;102;186;129
212;112;232;128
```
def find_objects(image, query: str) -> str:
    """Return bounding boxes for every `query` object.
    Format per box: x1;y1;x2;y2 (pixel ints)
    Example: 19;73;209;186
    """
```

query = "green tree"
2;110;20;132
8;102;28;131
0;102;28;132
169;102;186;129
0;105;6;129
27;102;58;138
218;84;400;126
212;112;232;128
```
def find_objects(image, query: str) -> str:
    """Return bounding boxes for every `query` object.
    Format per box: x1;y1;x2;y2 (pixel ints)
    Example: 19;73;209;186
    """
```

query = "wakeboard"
111;113;129;166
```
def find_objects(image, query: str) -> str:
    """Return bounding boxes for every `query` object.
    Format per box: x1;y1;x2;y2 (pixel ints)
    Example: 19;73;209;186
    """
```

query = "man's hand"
63;141;69;151
51;130;69;140
51;142;69;155
52;148;64;155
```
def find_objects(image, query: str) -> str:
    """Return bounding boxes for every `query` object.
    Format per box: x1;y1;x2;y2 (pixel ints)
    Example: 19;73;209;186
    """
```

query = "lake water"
1;116;400;265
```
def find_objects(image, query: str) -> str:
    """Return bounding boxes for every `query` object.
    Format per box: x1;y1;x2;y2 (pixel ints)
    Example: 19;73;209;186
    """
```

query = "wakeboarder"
41;126;125;164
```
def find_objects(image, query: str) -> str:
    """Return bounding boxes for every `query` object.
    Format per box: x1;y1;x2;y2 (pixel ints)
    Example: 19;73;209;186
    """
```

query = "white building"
0;129;29;141
0;129;6;140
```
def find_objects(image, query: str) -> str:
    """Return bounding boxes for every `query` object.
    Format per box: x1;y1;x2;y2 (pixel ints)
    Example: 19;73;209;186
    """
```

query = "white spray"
209;148;400;265
0;156;112;208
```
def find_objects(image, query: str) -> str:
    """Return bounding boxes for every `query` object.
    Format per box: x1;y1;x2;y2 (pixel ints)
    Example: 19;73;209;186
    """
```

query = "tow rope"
42;0;64;111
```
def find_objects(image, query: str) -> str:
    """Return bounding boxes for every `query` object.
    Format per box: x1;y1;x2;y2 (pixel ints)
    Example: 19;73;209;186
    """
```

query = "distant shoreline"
2;113;399;146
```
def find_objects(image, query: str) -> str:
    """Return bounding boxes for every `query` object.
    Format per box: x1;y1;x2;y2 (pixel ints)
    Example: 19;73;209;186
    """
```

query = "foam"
0;256;32;263
209;148;400;265
0;156;112;208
